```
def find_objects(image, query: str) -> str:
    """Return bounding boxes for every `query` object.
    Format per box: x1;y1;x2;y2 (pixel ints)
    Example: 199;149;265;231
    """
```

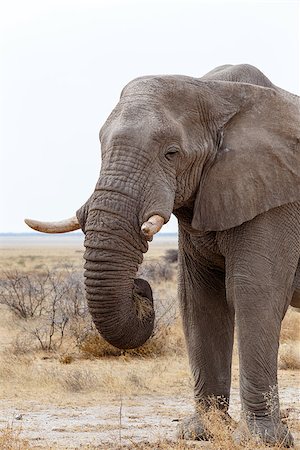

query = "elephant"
25;64;300;447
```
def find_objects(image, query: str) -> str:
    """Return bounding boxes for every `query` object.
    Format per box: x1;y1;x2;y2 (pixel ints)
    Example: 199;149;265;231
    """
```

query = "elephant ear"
192;81;300;231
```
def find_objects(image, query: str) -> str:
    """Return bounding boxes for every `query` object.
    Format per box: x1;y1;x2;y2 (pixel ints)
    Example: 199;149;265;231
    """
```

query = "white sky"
0;0;299;233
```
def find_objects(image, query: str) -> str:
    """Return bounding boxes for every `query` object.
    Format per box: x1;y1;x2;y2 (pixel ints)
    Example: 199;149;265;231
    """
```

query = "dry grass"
80;442;205;449
279;308;300;369
281;308;300;342
0;351;191;398
83;442;204;449
0;246;84;272
199;410;292;450
0;425;31;450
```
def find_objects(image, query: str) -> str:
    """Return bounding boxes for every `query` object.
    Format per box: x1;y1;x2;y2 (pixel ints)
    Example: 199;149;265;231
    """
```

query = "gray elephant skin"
26;64;300;447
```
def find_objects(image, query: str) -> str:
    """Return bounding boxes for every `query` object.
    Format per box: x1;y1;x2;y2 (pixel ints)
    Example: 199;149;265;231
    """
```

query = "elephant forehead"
115;96;199;134
117;98;165;122
122;75;199;105
103;100;182;141
123;75;179;96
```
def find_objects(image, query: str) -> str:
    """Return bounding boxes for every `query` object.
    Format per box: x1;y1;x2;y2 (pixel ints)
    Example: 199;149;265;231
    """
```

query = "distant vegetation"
0;253;181;357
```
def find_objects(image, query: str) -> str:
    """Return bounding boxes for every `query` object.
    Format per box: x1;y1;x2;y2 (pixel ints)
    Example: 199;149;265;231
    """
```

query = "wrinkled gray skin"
76;64;300;447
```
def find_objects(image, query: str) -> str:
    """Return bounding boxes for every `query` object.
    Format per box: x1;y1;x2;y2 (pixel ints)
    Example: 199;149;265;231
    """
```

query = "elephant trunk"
75;141;175;349
80;190;157;349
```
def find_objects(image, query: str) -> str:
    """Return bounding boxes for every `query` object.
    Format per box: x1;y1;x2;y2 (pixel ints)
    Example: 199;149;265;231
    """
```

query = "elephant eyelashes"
164;147;179;161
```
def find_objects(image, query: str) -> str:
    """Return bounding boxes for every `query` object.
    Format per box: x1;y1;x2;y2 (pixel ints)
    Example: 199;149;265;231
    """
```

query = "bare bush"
138;261;175;281
164;249;178;264
0;268;88;351
0;270;52;318
10;334;35;355
154;295;178;331
68;315;94;346
0;269;87;320
2;264;180;356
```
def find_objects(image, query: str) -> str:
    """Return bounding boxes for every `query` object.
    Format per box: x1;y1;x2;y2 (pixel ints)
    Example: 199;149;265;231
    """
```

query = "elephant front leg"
177;248;234;440
223;212;300;447
228;279;294;447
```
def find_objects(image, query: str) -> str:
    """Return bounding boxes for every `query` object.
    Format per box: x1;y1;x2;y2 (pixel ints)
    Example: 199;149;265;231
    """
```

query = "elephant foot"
177;411;234;441
233;416;294;448
177;413;209;441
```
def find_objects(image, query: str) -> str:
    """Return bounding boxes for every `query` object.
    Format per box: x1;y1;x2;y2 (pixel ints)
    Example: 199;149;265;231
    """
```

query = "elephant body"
27;64;300;447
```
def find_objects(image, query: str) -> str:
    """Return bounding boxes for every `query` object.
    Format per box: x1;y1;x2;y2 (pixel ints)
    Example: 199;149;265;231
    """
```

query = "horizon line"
0;231;178;236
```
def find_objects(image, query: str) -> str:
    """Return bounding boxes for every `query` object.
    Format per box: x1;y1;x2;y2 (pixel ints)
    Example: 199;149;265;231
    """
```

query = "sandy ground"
1;386;299;449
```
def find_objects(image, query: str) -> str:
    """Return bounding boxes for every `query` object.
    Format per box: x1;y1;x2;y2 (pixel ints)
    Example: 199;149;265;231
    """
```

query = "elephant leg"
220;205;300;447
177;238;234;441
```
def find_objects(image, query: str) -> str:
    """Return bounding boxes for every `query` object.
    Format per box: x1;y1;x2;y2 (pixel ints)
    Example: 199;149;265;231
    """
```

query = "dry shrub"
279;343;300;370
0;425;31;450
59;354;74;364
138;261;175;281
79;332;122;358
78;329;166;358
164;249;178;264
0;268;88;353
79;319;185;359
0;268;86;319
126;320;184;358
280;308;300;342
9;334;35;356
58;368;98;392
127;325;173;358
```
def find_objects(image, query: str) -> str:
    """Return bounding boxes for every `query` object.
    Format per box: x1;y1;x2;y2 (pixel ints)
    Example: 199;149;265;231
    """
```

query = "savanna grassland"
0;234;299;449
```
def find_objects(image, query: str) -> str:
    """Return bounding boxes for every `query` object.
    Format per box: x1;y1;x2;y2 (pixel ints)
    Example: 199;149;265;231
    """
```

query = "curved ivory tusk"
24;216;80;233
141;215;165;240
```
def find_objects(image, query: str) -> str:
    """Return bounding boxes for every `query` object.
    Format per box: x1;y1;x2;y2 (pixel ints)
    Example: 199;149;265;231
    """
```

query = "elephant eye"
165;146;179;161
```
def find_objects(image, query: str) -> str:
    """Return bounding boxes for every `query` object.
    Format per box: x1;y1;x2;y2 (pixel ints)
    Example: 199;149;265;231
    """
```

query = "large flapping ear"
192;81;300;231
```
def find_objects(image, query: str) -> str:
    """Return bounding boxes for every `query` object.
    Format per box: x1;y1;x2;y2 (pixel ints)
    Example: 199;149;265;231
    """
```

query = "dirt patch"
1;387;299;449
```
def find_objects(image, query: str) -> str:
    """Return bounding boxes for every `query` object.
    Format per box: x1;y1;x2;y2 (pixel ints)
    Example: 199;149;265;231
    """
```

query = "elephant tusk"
24;216;81;233
141;215;165;240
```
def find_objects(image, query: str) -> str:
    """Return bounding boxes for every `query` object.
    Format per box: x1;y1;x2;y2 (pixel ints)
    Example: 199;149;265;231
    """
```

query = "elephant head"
25;70;300;349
